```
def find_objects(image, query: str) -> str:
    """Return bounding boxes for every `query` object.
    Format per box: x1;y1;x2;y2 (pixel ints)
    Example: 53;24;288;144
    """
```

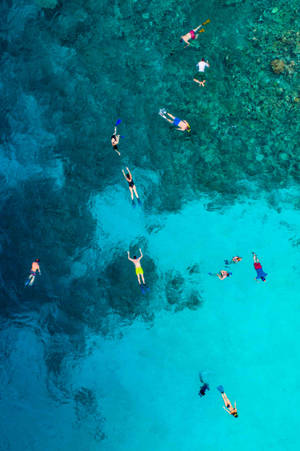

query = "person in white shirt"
193;58;210;87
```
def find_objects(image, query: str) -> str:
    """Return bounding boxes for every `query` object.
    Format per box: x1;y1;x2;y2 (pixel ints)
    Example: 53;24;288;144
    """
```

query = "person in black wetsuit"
198;372;210;397
122;167;140;204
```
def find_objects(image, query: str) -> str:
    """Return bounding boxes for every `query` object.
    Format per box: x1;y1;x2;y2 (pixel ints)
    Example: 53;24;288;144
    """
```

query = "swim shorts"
254;262;262;270
173;117;181;126
136;267;144;275
194;73;206;81
190;30;196;39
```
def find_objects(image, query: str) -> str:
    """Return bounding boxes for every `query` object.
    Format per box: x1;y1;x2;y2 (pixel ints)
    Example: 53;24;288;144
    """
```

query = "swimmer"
217;270;232;280
127;248;145;285
193;58;210;87
111;126;120;156
122;167;140;204
180;19;210;47
26;258;41;287
198;372;210;398
224;256;242;265
159;109;191;132
252;252;268;282
217;386;238;418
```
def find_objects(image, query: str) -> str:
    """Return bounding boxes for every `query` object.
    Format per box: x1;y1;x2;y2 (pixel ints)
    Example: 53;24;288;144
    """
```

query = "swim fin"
25;279;30;287
115;119;122;126
202;19;210;25
137;198;141;205
132;200;136;208
141;285;150;294
198;28;205;33
217;385;224;393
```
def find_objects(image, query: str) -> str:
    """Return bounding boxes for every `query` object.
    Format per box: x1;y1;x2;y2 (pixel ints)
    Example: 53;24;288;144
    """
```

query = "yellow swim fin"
198;28;205;33
202;19;210;26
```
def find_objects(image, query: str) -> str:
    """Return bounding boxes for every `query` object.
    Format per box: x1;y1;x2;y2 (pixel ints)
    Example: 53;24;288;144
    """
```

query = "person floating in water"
198;372;210;397
217;270;231;280
217;386;238;418
122;167;140;205
193;58;210;87
128;248;145;285
224;256;242;265
25;258;41;287
252;252;268;282
111;125;121;156
159;109;191;132
180;19;210;47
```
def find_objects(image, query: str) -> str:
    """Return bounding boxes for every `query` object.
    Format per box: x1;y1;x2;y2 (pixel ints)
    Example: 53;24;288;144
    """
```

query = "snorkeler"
208;270;232;280
128;248;145;285
252;252;268;282
193;58;210;87
217;386;238;418
198;373;210;397
224;256;242;265
180;19;210;47
217;270;231;280
122;167;140;205
25;259;41;287
159;109;191;132
111;128;120;156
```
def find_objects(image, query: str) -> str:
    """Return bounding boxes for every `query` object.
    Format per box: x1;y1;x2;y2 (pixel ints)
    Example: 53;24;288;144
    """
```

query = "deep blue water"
0;0;299;450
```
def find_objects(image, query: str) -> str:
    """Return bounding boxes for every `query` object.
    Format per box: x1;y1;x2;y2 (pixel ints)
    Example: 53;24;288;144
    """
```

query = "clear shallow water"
0;0;299;450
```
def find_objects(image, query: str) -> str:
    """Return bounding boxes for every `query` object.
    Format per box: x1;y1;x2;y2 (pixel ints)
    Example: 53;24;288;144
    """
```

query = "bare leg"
222;393;231;408
193;78;205;87
141;274;145;284
133;186;139;199
137;274;141;285
129;187;134;200
29;275;35;286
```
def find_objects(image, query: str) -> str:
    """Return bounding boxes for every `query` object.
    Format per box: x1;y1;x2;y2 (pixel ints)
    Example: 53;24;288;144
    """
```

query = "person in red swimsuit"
180;19;210;47
252;252;268;282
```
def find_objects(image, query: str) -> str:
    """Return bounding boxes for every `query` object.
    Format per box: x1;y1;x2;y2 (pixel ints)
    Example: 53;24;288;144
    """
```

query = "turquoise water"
0;0;299;450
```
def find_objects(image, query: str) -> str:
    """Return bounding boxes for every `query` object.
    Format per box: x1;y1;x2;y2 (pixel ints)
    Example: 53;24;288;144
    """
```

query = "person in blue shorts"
159;109;191;132
252;252;268;282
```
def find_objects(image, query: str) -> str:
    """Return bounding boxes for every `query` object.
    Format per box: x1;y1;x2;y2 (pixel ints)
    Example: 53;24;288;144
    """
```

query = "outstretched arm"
252;252;259;263
127;251;134;262
122;169;127;180
139;248;143;258
126;167;132;177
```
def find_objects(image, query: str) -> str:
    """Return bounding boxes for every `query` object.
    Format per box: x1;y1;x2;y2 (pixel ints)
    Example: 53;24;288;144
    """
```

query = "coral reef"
271;59;285;73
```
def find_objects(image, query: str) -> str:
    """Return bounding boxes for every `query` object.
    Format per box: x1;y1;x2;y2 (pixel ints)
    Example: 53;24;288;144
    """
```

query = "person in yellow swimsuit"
127;248;145;285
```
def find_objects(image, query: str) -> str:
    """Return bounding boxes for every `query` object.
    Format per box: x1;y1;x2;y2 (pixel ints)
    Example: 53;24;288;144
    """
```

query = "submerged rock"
271;59;285;74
